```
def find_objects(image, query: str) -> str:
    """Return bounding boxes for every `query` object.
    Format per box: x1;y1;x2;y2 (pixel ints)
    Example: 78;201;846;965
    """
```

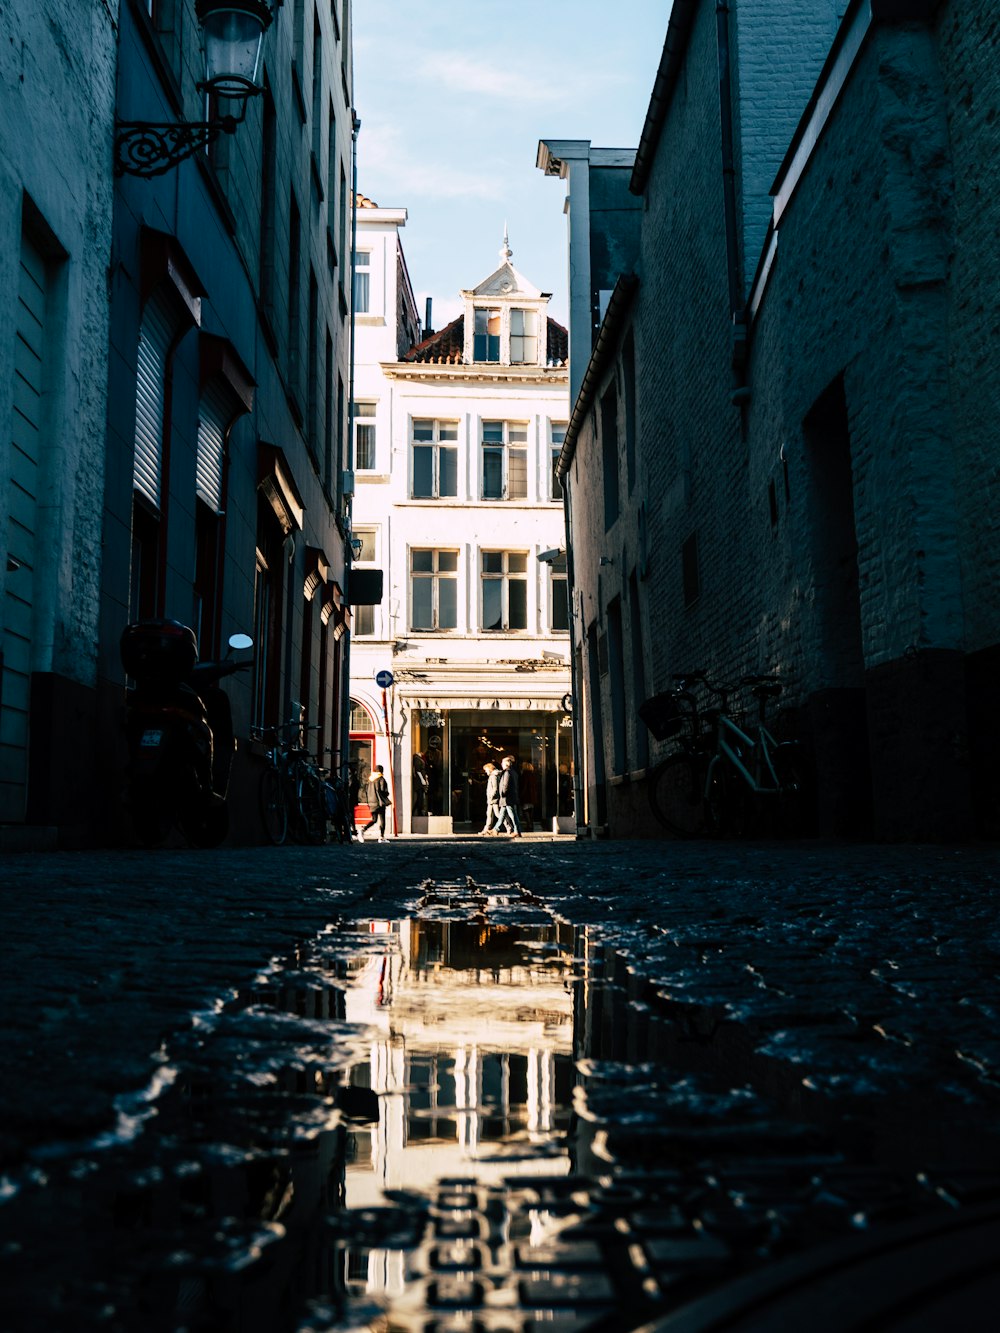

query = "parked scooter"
120;619;254;847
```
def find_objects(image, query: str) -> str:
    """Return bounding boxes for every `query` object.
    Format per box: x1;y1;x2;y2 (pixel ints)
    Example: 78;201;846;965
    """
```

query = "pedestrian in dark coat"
497;755;522;837
360;764;391;842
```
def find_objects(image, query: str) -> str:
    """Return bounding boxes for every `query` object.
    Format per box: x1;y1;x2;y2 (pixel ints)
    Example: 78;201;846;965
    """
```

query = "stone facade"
0;1;357;845
543;0;998;840
0;0;120;842
91;0;358;846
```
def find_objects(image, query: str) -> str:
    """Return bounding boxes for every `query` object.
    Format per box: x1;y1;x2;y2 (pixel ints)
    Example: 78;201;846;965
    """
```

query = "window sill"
356;472;390;484
355;314;385;326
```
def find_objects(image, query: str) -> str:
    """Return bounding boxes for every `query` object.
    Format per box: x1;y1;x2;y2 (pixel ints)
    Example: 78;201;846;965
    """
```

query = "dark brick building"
541;0;999;840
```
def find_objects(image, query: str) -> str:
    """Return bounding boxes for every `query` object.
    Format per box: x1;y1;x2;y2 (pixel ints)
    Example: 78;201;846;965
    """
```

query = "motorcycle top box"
121;619;198;683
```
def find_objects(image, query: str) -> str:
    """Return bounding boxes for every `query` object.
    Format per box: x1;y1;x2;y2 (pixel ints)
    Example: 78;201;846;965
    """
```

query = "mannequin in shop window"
412;752;429;815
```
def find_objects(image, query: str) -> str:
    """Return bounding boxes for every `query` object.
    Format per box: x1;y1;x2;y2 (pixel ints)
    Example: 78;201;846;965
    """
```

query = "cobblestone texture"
2;837;998;1167
2;836;1000;1329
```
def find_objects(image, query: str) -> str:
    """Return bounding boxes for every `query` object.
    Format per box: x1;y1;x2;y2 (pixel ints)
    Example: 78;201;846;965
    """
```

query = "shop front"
407;704;574;834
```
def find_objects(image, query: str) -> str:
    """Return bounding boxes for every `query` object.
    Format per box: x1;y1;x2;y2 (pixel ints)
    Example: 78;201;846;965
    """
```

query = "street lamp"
115;0;275;178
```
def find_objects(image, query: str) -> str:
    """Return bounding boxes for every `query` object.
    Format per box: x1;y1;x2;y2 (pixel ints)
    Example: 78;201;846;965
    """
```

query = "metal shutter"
196;383;229;512
133;292;175;509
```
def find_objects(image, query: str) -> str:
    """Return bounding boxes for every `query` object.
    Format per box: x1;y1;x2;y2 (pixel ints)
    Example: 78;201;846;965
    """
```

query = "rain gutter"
558;273;639;480
630;0;700;196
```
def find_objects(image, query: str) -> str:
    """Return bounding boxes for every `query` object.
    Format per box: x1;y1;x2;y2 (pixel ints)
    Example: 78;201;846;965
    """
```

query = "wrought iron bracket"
114;114;243;178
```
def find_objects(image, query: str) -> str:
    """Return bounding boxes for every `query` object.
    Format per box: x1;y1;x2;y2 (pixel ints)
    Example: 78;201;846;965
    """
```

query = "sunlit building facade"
348;212;573;834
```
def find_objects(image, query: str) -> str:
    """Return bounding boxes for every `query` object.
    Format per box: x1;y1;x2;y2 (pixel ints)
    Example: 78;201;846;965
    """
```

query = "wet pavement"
1;837;999;1329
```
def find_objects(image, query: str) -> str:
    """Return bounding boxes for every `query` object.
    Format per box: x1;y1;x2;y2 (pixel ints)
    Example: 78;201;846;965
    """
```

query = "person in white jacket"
481;762;501;834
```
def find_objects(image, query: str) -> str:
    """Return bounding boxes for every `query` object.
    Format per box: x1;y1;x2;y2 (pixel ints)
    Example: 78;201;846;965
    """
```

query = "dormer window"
510;309;537;364
473;307;501;362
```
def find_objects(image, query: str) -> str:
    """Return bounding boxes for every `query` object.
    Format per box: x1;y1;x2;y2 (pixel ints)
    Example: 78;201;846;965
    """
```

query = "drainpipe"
340;111;360;789
563;483;586;834
716;2;748;375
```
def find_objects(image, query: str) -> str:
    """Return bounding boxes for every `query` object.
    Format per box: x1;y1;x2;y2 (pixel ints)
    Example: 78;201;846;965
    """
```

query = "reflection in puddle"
336;914;576;1308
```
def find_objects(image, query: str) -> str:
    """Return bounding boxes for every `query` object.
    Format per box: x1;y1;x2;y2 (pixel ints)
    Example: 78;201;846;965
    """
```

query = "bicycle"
640;675;713;837
319;751;354;844
642;673;806;839
254;722;328;846
699;676;805;836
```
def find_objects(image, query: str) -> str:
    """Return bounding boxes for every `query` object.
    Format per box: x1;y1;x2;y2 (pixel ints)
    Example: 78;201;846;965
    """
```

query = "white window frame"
510;307;539;364
353;249;370;313
481;420;528;501
354;400;376;471
549;421;566;502
410;548;460;631
549;561;569;633
481;549;529;632
411;419;459;499
473;305;501;362
352;525;378;635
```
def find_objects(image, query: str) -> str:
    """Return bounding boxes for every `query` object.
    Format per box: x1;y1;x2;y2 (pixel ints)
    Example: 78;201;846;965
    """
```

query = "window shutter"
196;383;230;512
133;292;176;509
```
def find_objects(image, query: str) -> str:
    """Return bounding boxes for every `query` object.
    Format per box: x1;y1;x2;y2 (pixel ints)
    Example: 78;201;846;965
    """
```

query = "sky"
352;1;669;332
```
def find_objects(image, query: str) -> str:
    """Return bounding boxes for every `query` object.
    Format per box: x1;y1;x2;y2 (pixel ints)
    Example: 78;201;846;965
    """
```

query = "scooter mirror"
228;633;254;652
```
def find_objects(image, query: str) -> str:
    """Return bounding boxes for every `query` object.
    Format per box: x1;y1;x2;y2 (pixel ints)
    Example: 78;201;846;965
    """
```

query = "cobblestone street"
2;837;999;1329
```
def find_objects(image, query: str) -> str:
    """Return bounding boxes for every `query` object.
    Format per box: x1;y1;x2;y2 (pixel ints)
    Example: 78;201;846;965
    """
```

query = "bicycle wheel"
706;757;755;838
260;767;288;845
647;753;706;837
296;768;327;845
772;741;809;837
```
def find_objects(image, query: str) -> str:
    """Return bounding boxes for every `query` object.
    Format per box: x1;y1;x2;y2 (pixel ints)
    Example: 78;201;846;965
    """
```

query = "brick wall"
567;0;995;840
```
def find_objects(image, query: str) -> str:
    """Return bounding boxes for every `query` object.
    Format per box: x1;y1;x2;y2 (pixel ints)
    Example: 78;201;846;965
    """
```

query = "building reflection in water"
339;918;575;1301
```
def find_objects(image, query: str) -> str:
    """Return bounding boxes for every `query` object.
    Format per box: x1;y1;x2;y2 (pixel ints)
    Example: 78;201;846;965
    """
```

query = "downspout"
716;2;748;376
563;483;587;834
340;111;360;789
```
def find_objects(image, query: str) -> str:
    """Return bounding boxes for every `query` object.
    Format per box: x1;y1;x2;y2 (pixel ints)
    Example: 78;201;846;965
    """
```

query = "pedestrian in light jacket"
497;755;523;838
481;762;501;834
359;764;391;842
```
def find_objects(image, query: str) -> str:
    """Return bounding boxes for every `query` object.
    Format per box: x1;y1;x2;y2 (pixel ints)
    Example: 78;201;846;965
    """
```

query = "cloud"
357;120;505;204
416;53;563;105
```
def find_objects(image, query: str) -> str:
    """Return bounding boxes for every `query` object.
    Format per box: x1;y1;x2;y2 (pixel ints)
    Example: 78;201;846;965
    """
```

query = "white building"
348;205;573;835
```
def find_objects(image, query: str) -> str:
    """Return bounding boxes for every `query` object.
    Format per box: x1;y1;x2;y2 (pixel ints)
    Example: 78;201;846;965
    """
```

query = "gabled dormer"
461;230;551;368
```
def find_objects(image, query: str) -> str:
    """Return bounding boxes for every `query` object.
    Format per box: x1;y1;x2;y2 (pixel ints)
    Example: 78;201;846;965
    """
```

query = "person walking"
359;764;392;842
496;755;523;838
481;762;501;834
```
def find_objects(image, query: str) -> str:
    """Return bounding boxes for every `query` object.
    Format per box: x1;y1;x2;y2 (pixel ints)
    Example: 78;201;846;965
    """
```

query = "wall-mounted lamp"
115;1;275;178
350;537;364;558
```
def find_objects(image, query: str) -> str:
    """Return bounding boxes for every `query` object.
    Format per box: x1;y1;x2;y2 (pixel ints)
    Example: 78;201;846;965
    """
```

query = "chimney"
424;297;433;339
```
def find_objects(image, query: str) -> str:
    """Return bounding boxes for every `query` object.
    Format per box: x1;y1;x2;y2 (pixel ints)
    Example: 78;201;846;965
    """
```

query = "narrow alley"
2;837;999;1330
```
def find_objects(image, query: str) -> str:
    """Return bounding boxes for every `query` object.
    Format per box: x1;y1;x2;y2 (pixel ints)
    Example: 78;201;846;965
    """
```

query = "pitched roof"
401;315;569;367
402;315;465;364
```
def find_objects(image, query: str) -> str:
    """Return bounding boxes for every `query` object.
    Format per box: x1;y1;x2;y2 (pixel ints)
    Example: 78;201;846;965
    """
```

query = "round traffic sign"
375;669;394;688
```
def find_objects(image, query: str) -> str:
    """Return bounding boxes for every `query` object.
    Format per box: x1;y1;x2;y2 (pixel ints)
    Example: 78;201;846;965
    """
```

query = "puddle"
3;881;998;1332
